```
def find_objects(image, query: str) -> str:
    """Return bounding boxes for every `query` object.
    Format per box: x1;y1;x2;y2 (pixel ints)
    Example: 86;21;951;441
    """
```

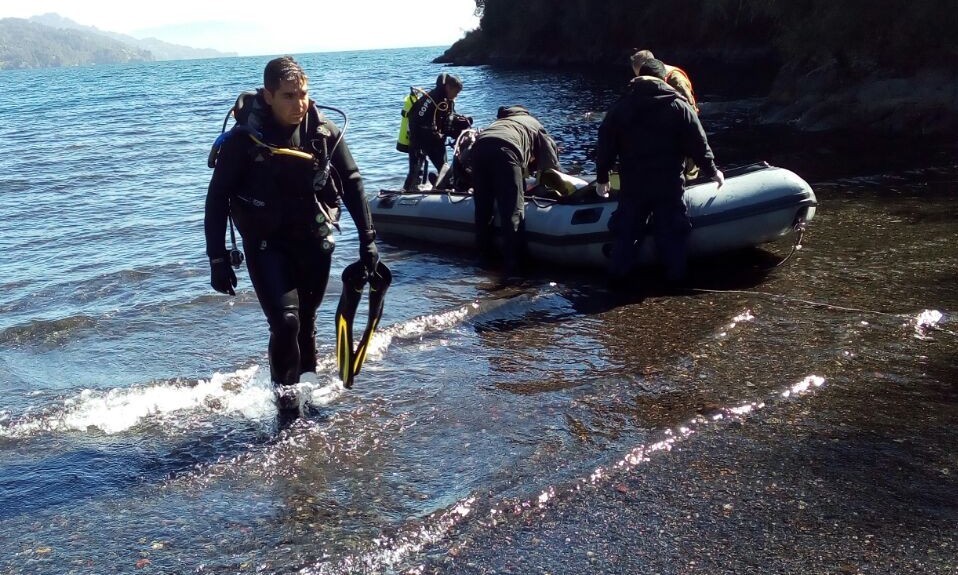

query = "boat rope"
683;287;956;337
684;287;903;317
526;195;557;209
444;189;472;203
772;220;807;268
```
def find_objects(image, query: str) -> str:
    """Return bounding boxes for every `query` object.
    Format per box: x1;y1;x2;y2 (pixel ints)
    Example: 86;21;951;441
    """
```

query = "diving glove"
210;256;237;296
359;232;379;275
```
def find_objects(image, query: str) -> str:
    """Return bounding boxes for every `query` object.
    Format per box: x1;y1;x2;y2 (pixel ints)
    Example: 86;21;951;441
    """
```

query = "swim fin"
335;260;392;388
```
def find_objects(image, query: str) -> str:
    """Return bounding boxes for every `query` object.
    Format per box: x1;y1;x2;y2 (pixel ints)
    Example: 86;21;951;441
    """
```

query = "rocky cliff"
438;0;958;136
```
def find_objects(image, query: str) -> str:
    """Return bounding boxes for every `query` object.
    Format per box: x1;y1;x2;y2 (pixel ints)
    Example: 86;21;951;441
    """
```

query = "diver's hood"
232;89;268;134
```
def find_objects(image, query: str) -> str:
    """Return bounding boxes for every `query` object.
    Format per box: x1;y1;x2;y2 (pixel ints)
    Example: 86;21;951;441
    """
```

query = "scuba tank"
396;87;418;152
395;87;431;152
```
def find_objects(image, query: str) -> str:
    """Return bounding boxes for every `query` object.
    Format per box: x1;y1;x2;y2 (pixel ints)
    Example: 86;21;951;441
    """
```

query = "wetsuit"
205;90;376;386
470;106;560;274
403;84;456;191
595;77;718;282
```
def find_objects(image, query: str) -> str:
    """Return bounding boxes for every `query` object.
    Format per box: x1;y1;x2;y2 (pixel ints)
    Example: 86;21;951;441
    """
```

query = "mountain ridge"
0;13;235;70
29;13;235;61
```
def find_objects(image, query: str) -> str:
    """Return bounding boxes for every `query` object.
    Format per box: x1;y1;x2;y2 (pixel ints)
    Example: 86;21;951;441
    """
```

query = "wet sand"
422;361;956;574
416;136;958;575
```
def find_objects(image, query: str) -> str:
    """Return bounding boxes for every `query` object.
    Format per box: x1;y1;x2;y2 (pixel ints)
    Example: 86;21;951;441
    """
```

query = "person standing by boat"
595;58;723;285
470;105;561;276
401;73;465;191
205;56;379;409
630;49;701;179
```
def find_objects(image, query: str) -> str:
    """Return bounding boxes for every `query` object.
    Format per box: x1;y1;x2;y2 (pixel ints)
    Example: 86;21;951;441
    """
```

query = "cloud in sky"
1;0;481;55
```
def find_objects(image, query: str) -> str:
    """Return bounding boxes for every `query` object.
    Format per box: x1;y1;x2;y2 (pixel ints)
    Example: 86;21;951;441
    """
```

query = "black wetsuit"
205;90;375;386
595;77;718;282
403;85;456;191
470;106;560;274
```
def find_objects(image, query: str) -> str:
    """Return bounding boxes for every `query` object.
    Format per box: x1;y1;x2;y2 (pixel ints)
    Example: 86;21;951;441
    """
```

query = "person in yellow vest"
630;50;700;178
401;73;463;192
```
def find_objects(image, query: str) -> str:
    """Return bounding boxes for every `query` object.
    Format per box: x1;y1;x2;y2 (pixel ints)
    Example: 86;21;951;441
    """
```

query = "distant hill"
0;18;152;70
0;14;235;70
29;13;235;61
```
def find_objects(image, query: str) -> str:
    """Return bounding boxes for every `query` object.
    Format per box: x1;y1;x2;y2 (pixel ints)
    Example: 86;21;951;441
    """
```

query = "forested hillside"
28;13;234;61
0;18;152;70
438;0;958;135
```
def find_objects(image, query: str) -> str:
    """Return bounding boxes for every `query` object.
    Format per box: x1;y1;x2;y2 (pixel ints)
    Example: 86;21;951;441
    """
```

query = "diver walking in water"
205;56;380;412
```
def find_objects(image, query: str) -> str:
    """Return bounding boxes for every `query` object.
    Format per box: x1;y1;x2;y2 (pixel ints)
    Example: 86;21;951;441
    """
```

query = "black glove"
360;235;379;275
210;256;237;295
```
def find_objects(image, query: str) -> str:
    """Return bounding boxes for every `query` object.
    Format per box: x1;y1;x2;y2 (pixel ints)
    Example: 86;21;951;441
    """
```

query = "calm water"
0;47;955;574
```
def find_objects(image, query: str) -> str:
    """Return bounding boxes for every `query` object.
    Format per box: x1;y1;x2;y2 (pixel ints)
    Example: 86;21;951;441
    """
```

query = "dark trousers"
244;235;332;386
609;181;692;282
403;136;447;191
471;139;526;274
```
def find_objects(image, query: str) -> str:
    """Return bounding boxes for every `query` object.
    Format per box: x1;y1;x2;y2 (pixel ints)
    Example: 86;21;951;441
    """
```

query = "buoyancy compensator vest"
209;90;349;249
395;86;432;152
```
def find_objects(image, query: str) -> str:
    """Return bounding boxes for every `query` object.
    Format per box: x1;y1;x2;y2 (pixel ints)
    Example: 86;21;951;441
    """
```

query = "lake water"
0;47;955;574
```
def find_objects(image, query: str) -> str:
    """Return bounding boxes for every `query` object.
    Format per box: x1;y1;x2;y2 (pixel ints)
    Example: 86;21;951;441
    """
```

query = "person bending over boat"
595;58;724;286
402;73;466;191
205;56;379;407
471;105;561;276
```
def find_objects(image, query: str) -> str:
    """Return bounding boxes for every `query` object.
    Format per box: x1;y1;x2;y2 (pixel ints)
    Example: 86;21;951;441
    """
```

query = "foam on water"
912;309;945;340
0;367;308;438
0;301;502;441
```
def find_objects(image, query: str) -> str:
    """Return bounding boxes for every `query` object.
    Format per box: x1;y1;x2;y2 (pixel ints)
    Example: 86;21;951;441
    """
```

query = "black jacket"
596;77;716;188
205;90;374;257
475;106;561;174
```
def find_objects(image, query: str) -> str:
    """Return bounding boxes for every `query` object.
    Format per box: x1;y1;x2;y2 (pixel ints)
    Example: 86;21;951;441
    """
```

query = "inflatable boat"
371;163;816;269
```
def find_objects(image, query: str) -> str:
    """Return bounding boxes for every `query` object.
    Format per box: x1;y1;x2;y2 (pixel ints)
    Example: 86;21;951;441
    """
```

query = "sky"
0;0;482;55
